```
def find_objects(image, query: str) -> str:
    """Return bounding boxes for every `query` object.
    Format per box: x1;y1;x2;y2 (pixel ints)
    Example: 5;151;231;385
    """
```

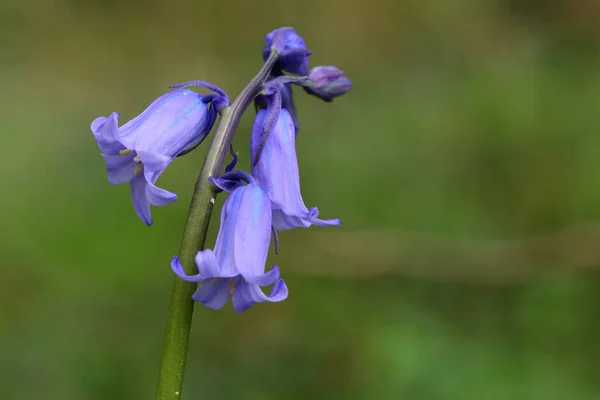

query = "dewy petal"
171;255;206;282
129;174;152;226
102;152;137;185
232;184;274;284
192;279;231;310
232;275;289;314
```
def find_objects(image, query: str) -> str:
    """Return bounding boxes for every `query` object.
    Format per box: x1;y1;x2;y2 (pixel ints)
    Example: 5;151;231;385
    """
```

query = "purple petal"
129;174;152;226
102;152;137;184
169;81;230;105
120;89;210;157
209;177;243;193
134;150;177;206
232;184;273;284
192;278;232;310
171;255;205;282
306;207;341;227
91;113;123;154
232;276;289;314
252;89;281;166
212;188;242;277
224;144;238;173
145;181;177;206
252;109;339;230
138;150;172;176
194;249;238;279
272;207;340;231
272;209;311;230
251;110;309;212
279;83;300;133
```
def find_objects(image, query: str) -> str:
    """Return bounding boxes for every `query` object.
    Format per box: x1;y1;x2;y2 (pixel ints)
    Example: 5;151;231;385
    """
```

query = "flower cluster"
91;27;350;313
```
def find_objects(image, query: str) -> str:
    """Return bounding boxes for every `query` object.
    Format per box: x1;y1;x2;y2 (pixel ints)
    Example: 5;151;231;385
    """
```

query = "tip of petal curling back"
91;116;107;133
307;207;340;227
269;278;289;302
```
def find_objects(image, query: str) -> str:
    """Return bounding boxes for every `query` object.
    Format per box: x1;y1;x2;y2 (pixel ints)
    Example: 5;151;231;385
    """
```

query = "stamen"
229;280;235;295
134;163;143;176
133;155;142;163
271;226;279;255
119;149;134;156
210;278;220;284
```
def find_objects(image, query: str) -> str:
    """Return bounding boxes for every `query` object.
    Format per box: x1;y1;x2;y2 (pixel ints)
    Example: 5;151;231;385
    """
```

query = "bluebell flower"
263;27;311;76
251;109;340;230
305;66;352;102
171;175;288;313
91;88;218;225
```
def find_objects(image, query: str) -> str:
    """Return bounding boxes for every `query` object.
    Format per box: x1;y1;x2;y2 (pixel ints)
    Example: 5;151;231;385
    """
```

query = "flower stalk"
154;51;280;400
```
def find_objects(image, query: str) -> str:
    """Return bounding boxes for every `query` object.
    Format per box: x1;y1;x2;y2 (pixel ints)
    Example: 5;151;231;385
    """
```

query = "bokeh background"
2;0;600;398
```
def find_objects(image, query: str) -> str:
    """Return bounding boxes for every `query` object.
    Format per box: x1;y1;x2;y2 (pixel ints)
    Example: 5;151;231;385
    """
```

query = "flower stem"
155;51;279;400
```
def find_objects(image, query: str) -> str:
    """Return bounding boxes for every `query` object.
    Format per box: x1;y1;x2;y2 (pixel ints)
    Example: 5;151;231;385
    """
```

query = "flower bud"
262;27;310;76
305;66;352;102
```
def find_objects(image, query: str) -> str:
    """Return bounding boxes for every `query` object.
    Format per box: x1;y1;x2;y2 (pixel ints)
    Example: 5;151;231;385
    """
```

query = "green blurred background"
2;0;600;398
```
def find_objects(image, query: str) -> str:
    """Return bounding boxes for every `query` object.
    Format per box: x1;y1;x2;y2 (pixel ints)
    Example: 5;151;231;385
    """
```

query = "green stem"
155;51;279;400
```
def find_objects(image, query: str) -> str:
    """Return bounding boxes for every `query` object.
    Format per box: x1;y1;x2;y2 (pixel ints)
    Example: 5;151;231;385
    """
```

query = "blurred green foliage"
2;0;600;398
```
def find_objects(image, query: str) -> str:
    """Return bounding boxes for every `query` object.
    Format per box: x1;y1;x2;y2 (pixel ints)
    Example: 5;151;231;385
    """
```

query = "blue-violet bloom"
171;179;288;313
305;66;352;102
91;89;216;225
263;27;310;76
251;109;340;230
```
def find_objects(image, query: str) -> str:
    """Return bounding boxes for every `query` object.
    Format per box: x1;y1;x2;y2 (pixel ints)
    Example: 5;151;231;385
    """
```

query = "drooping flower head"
251;108;340;230
91;86;225;225
171;171;288;313
262;27;311;76
304;66;352;102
